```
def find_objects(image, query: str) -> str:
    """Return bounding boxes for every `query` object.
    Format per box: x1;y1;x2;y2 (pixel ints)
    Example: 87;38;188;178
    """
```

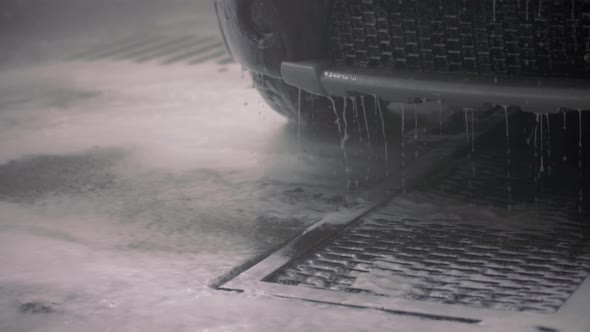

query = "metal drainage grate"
267;208;590;313
265;111;590;314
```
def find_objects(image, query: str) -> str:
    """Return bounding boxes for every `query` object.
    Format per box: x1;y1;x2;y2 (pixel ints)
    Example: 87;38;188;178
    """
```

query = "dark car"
215;0;590;126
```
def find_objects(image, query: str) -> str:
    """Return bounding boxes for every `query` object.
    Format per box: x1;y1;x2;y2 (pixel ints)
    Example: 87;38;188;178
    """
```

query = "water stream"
579;109;583;213
328;97;350;196
361;96;371;145
375;95;388;176
503;106;512;210
401;104;406;193
297;89;302;147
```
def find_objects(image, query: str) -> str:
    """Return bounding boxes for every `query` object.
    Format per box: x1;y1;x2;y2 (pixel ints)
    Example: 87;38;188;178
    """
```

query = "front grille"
328;0;590;78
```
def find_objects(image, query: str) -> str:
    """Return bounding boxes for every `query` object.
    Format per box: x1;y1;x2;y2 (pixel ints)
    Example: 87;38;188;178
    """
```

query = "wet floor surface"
0;13;444;329
1;1;589;331
0;58;380;331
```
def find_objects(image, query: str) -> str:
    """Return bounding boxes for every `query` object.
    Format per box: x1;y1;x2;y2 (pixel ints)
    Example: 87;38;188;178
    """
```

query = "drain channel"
266;111;590;314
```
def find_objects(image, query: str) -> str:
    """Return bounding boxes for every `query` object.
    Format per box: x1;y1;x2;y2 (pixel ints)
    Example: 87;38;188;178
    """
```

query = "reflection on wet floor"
0;148;125;203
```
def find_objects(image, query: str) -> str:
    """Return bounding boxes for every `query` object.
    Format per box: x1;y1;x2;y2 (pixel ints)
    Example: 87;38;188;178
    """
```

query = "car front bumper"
215;0;590;113
282;61;590;112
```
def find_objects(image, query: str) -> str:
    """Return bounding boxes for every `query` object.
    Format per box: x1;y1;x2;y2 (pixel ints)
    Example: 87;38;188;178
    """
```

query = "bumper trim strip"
281;61;590;112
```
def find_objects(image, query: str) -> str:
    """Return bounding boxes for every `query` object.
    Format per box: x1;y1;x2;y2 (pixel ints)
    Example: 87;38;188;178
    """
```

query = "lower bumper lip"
281;61;590;112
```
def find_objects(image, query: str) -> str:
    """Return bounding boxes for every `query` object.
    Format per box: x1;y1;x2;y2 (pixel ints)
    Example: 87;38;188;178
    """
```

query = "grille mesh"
328;0;590;78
